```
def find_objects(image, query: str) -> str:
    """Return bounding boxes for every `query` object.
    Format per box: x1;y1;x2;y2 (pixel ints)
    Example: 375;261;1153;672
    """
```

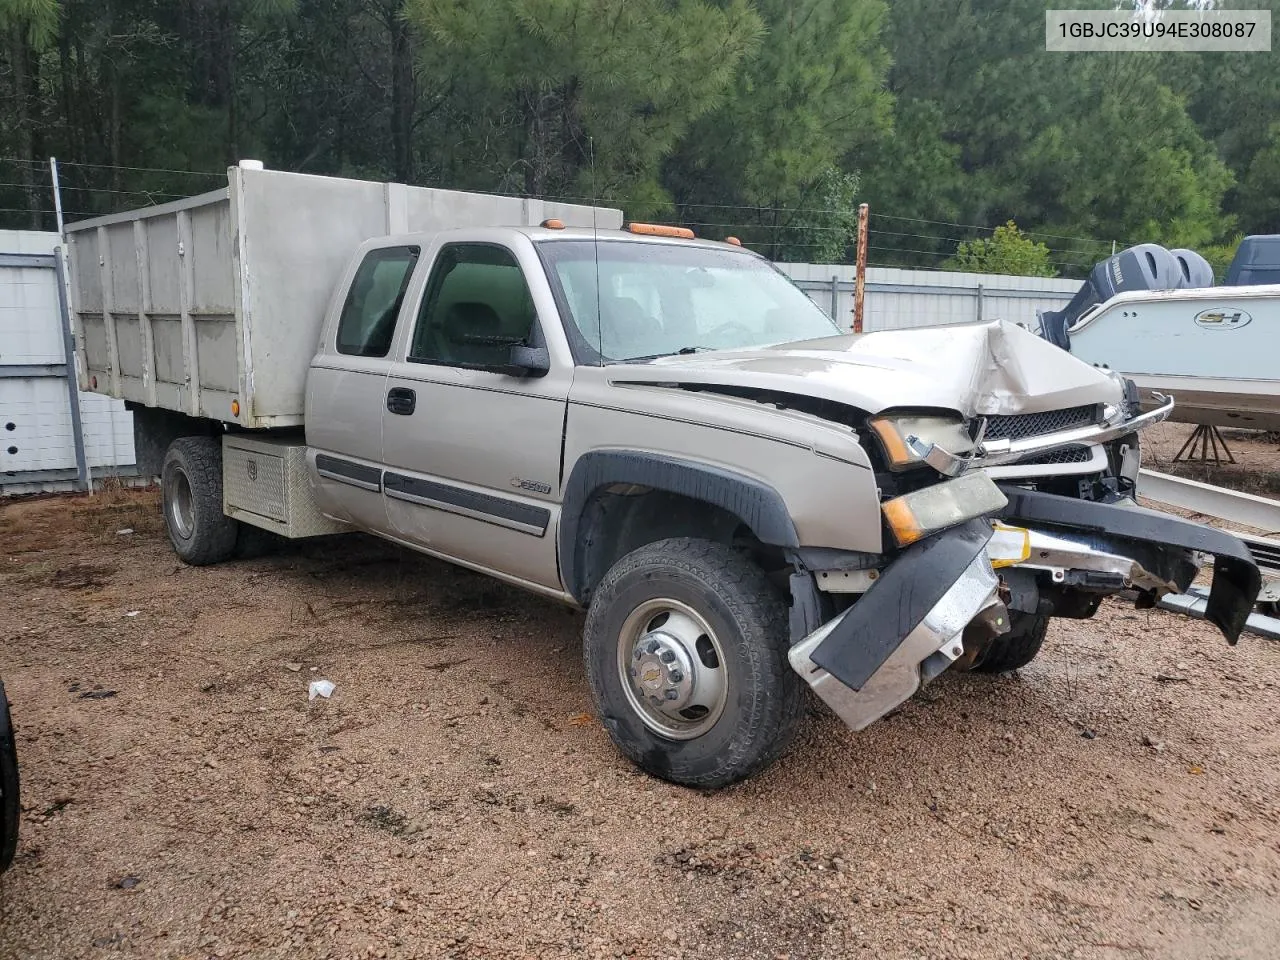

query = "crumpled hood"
607;320;1122;416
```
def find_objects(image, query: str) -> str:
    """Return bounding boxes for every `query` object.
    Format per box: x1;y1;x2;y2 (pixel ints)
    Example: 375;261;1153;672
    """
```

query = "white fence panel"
776;263;1081;332
1;229;136;494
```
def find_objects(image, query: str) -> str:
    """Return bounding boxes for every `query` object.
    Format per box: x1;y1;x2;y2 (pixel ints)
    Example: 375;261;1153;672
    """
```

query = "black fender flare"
559;451;799;604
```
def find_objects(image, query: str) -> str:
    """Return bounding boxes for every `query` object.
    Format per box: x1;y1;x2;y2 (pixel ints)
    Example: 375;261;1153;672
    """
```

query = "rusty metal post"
853;202;869;333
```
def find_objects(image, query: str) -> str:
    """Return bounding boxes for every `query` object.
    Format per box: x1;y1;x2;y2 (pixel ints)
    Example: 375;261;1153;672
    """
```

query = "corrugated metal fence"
776;262;1081;332
1;230;135;495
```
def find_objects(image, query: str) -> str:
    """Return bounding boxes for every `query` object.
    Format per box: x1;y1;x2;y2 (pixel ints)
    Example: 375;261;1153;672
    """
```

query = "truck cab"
307;228;575;596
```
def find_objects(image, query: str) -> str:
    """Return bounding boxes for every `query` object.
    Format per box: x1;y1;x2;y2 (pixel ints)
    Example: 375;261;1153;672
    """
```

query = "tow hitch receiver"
789;520;1007;731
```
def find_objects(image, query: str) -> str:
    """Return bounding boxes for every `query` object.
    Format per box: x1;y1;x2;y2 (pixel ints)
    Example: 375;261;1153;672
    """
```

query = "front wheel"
583;538;803;788
974;612;1049;673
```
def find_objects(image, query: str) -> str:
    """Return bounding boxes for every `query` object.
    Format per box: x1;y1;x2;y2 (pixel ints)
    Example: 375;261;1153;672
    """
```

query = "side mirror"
447;331;549;377
506;344;550;377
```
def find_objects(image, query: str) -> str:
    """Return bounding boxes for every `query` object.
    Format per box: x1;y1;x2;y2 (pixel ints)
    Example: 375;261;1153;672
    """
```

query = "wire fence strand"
0;156;1126;269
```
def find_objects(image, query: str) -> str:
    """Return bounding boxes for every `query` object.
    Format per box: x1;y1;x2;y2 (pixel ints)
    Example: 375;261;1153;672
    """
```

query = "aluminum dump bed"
64;164;621;428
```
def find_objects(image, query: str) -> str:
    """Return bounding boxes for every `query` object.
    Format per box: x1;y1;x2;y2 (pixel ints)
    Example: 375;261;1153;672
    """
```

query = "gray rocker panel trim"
383;472;551;536
315;454;382;492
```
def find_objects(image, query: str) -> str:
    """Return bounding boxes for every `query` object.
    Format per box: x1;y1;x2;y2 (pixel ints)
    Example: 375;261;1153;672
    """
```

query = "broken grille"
1013;447;1095;467
980;404;1100;442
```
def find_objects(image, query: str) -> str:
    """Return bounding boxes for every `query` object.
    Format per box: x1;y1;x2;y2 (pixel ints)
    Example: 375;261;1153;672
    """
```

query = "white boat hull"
1067;283;1280;431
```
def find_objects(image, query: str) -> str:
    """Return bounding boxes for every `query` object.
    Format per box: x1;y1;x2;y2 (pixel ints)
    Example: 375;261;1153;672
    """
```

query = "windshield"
536;239;840;363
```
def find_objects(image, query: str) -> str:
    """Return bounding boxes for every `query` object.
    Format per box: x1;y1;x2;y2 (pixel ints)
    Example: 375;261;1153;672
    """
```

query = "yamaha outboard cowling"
1170;248;1214;289
1040;243;1179;349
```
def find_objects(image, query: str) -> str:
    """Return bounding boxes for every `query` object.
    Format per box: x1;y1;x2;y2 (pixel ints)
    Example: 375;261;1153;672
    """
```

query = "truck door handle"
386;387;416;416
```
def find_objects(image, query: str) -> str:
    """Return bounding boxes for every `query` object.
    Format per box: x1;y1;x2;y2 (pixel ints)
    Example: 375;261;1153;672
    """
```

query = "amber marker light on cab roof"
626;223;695;239
540;218;566;229
725;236;742;246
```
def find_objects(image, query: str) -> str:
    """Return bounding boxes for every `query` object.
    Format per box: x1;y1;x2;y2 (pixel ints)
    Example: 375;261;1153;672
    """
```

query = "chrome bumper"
788;551;1003;731
996;525;1182;595
914;396;1175;477
787;489;1260;735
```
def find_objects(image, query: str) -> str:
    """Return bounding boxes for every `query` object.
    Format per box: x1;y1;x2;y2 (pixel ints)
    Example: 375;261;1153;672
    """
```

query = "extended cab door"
306;243;420;534
379;237;570;594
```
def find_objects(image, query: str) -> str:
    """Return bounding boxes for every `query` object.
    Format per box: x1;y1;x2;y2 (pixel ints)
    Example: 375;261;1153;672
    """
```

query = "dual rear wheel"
162;437;277;564
162;437;239;565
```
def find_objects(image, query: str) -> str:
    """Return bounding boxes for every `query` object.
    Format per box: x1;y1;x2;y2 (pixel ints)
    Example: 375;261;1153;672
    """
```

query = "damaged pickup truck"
67;166;1260;787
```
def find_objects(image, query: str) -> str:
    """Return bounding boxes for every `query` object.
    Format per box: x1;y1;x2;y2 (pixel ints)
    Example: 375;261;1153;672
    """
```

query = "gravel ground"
0;482;1278;960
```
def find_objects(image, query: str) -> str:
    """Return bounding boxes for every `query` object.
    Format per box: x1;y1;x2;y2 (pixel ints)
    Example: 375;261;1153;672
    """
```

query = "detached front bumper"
788;495;1262;734
997;486;1261;644
788;519;1004;731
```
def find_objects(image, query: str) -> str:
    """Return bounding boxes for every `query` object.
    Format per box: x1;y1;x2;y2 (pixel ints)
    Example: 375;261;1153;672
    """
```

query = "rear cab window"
336;245;421;357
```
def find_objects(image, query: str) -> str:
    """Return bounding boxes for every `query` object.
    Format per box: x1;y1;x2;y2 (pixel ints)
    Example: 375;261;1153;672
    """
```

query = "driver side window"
409;243;536;367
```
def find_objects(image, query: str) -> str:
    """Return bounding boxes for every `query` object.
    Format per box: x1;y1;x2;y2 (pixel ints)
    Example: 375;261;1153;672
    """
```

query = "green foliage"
665;0;890;260
779;168;862;264
405;0;763;203
0;0;1272;275
945;221;1058;278
865;0;1233;268
1199;233;1244;281
1016;66;1234;250
0;0;58;46
1236;124;1280;235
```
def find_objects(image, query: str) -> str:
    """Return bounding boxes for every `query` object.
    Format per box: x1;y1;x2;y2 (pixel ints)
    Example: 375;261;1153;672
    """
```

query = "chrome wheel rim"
616;598;728;740
165;467;195;540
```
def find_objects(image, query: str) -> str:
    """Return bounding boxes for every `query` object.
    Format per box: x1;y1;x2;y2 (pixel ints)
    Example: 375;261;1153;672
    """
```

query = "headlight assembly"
881;472;1009;547
867;413;975;471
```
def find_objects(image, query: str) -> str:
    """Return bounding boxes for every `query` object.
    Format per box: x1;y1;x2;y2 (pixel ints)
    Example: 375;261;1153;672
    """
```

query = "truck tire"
0;680;19;874
583;538;803;788
162;437;238;566
975;613;1049;673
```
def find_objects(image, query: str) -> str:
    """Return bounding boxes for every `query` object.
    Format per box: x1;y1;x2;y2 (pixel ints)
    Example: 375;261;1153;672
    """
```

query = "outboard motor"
1224;235;1280;286
1039;243;1179;350
1170;248;1215;289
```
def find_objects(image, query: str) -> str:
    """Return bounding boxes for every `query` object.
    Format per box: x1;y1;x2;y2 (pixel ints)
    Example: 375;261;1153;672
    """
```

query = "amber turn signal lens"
867;417;913;469
882;497;925;546
231;399;241;417
626;223;695;239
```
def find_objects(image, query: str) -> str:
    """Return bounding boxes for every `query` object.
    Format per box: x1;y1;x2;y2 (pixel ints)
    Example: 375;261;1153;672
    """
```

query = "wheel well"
127;405;220;481
573;486;789;605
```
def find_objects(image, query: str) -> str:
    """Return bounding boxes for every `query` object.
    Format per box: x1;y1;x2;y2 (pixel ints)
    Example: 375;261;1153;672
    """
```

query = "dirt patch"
1;492;1278;959
49;563;119;591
